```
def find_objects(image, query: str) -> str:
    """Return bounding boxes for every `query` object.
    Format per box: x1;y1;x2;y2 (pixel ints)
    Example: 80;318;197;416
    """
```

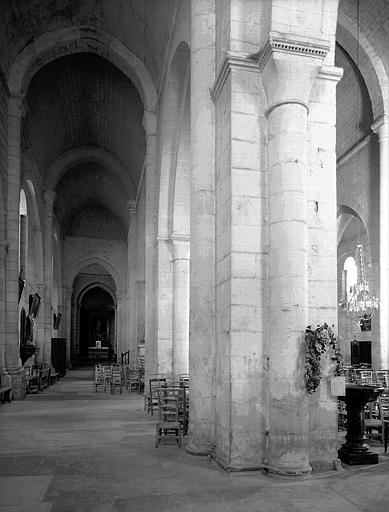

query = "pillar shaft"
0;241;8;372
43;190;56;367
267;102;310;475
188;0;216;455
143;112;158;384
127;201;138;365
172;236;190;376
260;40;327;476
5;95;22;371
373;116;389;369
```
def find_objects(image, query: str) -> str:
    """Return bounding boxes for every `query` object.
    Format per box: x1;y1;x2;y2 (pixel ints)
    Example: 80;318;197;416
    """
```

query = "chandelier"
338;1;379;326
339;243;379;323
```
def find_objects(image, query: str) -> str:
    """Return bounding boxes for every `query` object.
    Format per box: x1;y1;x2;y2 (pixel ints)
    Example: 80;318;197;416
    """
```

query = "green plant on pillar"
305;323;344;394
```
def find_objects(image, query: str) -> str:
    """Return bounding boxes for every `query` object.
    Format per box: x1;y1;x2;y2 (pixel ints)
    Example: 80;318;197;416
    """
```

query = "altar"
88;345;109;360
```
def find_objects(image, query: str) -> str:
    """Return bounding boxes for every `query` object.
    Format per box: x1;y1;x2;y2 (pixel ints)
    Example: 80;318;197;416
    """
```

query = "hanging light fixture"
340;242;379;324
339;0;379;326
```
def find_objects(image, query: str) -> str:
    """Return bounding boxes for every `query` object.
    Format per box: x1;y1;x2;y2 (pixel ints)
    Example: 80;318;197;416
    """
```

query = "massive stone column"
155;236;173;375
43;190;56;367
211;50;264;470
0;240;7;373
115;291;127;358
171;235;190;376
372;115;389;369
259;37;328;477
127;200;138;365
187;0;216;455
5;94;24;398
143;111;158;384
307;64;343;467
63;285;73;368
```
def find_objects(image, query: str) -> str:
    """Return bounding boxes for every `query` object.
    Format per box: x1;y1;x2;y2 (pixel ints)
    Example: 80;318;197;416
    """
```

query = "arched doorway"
79;287;115;360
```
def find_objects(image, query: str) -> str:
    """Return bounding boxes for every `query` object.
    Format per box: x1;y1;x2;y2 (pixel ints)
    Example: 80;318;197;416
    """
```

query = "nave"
1;368;389;512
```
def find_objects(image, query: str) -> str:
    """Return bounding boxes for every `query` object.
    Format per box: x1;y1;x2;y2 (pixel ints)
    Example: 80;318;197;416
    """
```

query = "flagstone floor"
0;368;388;512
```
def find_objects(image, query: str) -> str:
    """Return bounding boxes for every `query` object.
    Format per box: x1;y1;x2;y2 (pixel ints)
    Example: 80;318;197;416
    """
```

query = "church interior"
1;0;389;483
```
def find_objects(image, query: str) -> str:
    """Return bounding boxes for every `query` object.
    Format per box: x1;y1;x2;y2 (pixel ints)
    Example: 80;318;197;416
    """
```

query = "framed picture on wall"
29;293;41;319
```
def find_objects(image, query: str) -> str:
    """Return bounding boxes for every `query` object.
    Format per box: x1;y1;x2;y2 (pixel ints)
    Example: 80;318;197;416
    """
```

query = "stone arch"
337;11;388;119
77;282;117;308
67;257;120;293
46;146;136;197
23;180;44;285
158;41;191;238
7;26;157;115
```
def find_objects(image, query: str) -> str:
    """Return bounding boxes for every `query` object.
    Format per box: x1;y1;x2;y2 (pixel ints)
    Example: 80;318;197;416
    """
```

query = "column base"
186;438;214;456
6;367;26;400
338;447;379;465
265;464;312;479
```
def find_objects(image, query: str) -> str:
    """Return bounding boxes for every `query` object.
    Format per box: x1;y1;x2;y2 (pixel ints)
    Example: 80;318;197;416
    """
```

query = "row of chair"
94;364;144;394
343;368;389;388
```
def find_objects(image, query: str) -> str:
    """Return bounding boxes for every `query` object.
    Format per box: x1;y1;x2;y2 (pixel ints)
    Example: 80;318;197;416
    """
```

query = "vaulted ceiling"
23;52;145;236
24;53;145;184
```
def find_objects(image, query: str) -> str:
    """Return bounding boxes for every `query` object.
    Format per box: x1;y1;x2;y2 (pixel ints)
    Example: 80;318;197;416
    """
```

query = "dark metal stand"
338;384;383;465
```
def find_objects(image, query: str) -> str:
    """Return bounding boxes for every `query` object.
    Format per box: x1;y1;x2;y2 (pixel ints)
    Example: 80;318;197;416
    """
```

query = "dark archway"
79;287;115;358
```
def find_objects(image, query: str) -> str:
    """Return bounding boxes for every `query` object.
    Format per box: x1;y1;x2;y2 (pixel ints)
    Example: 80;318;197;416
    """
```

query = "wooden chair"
103;365;113;392
147;377;166;415
94;365;105;392
124;366;140;392
155;387;182;448
111;365;123;394
365;391;389;445
375;370;389;388
358;370;373;384
337;399;347;431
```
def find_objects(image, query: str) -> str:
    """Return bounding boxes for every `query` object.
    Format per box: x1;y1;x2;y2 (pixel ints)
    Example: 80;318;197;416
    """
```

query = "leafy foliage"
305;323;344;394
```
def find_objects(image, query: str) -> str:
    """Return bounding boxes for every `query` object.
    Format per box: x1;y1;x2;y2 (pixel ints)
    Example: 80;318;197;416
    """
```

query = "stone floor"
0;368;388;512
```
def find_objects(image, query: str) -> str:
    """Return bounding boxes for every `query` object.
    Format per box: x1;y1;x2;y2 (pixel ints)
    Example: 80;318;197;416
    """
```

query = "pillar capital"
44;189;57;206
170;234;190;261
258;33;329;116
142;110;157;135
36;283;46;296
372;115;389;140
127;200;137;217
115;290;127;304
8;94;24;118
211;51;259;102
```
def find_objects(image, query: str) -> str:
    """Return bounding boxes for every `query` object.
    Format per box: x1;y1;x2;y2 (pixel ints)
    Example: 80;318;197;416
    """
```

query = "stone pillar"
211;51;264;470
143;111;158;384
171;235;190;376
155;236;173;375
372;115;389;369
0;240;8;373
43;190;56;367
259;36;328;477
64;286;73;368
5;94;24;398
127;200;138;364
115;291;126;358
187;0;216;455
307;65;343;467
71;299;77;359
